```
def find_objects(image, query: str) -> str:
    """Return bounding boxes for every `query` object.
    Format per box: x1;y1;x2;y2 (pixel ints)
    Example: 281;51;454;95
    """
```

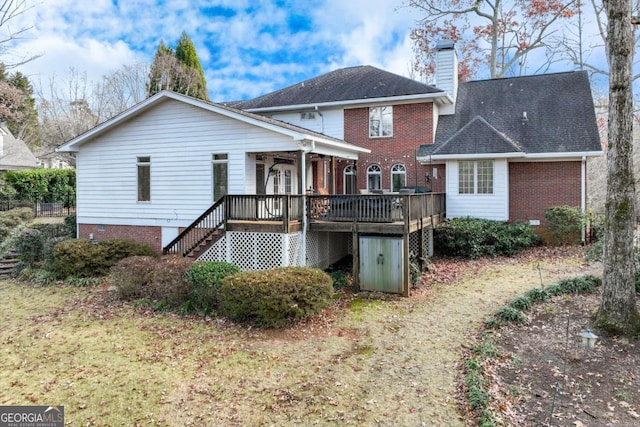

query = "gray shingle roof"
432;116;523;155
234;65;442;109
419;71;602;157
0;124;38;170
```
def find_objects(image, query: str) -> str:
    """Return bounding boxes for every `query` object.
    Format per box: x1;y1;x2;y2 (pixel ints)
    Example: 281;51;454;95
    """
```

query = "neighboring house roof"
0;124;38;171
419;71;603;159
57;91;369;157
234;65;449;111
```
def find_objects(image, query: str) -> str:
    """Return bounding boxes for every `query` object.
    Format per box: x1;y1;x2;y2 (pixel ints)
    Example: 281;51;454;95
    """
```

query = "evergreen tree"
175;32;208;100
147;35;209;100
0;66;40;147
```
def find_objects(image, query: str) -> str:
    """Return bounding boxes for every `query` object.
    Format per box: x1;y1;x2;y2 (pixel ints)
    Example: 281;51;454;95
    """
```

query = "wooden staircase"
0;251;19;280
163;197;226;258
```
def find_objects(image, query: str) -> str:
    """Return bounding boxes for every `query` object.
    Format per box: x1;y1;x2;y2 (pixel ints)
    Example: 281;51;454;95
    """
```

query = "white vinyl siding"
269;109;344;139
445;159;508;220
75;99;305;228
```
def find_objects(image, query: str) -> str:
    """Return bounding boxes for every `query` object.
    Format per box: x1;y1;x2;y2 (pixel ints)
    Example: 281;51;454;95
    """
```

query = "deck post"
352;224;359;289
403;195;411;297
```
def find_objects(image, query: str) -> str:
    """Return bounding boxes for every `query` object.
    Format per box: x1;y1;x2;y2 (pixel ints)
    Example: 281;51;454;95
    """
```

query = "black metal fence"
0;193;76;217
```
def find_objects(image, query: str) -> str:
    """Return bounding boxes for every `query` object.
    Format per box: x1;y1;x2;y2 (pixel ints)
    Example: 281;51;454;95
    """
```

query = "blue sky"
8;0;612;105
11;0;421;102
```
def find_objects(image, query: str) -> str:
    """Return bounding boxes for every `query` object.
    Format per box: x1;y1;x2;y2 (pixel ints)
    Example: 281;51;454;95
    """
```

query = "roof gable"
57;91;368;155
234;65;444;110
423;71;602;157
0;125;38;170
432;116;523;155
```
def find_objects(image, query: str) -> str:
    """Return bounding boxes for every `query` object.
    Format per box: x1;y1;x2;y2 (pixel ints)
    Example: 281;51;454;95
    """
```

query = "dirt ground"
483;290;640;427
0;246;605;426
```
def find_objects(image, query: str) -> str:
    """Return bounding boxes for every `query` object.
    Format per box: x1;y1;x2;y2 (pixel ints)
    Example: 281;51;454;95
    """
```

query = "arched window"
367;164;382;191
343;165;356;194
391;164;406;192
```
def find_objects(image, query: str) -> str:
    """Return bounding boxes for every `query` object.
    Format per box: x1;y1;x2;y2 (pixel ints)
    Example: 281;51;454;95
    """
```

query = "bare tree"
0;0;39;68
408;0;578;80
38;64;150;149
594;0;640;335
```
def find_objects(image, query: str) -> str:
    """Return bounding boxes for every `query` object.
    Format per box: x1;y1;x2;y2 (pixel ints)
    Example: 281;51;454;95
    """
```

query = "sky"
9;0;424;103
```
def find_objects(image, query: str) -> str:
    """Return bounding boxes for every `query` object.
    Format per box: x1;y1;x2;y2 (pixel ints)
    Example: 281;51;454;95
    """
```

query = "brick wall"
343;103;434;191
78;224;163;253
509;161;582;225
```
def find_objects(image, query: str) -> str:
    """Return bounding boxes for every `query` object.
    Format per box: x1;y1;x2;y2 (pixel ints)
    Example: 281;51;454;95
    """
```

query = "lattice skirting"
198;231;350;271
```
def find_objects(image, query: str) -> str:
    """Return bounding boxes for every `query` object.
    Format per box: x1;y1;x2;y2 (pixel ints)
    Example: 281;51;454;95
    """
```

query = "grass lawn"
0;247;597;426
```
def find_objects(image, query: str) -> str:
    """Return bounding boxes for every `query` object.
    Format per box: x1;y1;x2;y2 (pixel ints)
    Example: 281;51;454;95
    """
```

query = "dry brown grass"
0;247;598;426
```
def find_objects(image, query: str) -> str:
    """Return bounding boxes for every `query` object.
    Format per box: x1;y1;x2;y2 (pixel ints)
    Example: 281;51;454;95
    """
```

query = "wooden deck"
163;193;446;256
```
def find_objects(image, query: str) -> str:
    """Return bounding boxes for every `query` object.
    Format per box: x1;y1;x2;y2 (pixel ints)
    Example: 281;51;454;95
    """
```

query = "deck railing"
163;193;445;256
226;195;303;222
308;193;445;223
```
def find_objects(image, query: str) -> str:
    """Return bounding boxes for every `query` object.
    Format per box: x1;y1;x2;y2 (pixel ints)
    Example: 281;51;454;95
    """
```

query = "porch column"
330;156;336;194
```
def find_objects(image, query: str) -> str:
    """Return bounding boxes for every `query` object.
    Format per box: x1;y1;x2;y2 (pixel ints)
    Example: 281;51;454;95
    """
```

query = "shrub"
51;238;156;278
95;239;156;274
525;287;550;304
64;214;77;238
0;207;34;241
110;256;158;299
218;267;334;328
434;218;541;259
556;275;601;294
13;228;45;266
145;256;193;306
509;295;531;312
186;261;240;313
495;306;529;325
545;205;583;245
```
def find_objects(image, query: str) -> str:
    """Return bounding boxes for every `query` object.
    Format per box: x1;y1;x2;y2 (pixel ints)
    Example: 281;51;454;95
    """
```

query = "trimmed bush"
109;256;158;299
545;205;583;245
145;256;193;306
525;287;550;304
218;267;334;328
495;306;529;325
434;217;541;259
51;238;156;278
186;261;240;313
509;295;531;312
64;214;77;238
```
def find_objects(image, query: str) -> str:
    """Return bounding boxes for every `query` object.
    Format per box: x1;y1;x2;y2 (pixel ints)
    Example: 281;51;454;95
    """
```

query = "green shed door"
359;236;404;293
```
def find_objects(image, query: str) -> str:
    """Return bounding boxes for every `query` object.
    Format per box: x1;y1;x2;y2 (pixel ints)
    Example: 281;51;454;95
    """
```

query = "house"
0;124;38;174
56;41;601;294
34;148;75;170
235;41;602;226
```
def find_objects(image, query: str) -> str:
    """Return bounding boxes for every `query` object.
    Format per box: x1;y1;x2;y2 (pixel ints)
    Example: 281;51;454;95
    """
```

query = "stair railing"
162;197;226;257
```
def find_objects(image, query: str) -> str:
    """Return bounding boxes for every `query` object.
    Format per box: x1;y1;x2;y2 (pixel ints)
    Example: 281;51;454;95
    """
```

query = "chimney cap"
436;40;455;51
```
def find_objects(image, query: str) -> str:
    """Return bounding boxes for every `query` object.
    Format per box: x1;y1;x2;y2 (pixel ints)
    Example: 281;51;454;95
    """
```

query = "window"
369;106;393;137
343;165;356;194
367;164;382;191
391;164;406;192
256;163;266;195
137;156;151;202
212;154;228;202
458;160;494;195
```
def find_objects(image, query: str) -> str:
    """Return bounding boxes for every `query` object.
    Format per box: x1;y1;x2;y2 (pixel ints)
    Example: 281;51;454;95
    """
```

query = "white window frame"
390;164;407;192
212;153;228;202
137;156;151;202
343;164;356;194
369;106;393;137
367;164;382;191
458;160;494;195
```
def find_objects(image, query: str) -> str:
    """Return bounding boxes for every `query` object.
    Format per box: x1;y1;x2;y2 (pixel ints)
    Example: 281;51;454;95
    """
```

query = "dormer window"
300;112;316;120
369;106;393;137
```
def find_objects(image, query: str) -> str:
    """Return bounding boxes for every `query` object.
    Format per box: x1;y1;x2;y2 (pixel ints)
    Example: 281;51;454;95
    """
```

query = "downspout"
581;155;586;243
314;106;324;133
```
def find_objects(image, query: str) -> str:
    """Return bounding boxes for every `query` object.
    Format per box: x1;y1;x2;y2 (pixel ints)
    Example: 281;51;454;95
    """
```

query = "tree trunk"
595;0;640;335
